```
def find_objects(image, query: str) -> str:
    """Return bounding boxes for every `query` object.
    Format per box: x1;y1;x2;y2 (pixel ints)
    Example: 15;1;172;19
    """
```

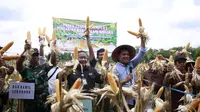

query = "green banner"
53;17;117;52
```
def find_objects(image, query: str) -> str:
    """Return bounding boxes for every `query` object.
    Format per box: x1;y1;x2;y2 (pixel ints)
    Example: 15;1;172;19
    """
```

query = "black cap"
174;55;187;62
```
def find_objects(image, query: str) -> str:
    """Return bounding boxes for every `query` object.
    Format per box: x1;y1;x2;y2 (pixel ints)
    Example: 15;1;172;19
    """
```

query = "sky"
0;0;200;55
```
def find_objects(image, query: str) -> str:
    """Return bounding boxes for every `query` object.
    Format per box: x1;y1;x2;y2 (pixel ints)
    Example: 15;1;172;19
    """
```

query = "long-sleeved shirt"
113;47;146;105
114;47;146;86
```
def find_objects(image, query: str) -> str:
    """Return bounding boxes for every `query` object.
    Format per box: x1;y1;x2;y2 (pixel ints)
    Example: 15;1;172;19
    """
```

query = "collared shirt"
113;47;147;86
67;64;102;90
113;47;146;105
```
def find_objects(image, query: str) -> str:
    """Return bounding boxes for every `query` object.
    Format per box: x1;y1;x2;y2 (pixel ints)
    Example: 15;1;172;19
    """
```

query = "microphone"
129;67;133;74
129;67;133;84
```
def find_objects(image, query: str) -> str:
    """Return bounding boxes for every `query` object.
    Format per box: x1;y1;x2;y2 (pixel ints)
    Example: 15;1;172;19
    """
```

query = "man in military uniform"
16;41;51;112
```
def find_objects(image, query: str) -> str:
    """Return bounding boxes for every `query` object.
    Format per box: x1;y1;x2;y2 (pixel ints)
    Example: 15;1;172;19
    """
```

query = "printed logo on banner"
9;82;35;99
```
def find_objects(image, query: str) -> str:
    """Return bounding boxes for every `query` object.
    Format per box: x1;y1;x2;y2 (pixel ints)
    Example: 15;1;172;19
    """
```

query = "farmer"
163;55;187;111
143;55;169;98
111;34;146;109
67;50;103;90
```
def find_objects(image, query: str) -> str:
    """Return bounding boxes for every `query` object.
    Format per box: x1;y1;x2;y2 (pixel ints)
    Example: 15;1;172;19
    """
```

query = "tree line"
50;46;200;63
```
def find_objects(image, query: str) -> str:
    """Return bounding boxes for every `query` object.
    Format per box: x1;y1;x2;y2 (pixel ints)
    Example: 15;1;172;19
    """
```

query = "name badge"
82;78;87;85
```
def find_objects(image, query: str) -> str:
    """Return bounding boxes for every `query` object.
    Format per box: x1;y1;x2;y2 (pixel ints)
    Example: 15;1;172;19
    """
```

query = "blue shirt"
113;47;147;104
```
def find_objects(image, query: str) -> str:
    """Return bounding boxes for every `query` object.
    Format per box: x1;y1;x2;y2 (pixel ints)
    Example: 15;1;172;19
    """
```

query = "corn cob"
169;55;173;64
86;16;89;28
156;87;164;98
188;99;200;111
38;28;41;35
45;35;51;45
52;28;57;40
27;31;31;41
42;27;46;35
55;79;61;102
92;43;100;48
170;50;176;53
2;55;20;60
71;78;82;90
154;108;162;112
18;74;22;82
102;50;108;61
198;104;200;112
127;31;139;37
185;42;190;50
73;47;78;60
79;40;85;49
89;24;94;30
0;41;14;54
195;57;200;69
107;72;119;95
138;18;143;27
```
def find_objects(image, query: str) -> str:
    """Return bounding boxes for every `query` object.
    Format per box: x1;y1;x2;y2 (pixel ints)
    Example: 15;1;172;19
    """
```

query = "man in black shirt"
67;51;102;90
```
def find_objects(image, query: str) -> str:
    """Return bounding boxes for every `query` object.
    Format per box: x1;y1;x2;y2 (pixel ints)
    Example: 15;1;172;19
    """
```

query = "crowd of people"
0;21;200;112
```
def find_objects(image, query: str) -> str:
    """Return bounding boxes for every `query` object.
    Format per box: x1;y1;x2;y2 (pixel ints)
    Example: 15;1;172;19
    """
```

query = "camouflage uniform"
20;64;50;112
0;58;14;111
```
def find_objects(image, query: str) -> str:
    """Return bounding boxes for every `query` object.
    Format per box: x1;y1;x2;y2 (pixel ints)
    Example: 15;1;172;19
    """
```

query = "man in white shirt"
47;52;62;94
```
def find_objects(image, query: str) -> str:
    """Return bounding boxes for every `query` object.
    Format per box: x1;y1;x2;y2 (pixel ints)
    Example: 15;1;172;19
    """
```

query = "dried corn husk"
107;72;119;95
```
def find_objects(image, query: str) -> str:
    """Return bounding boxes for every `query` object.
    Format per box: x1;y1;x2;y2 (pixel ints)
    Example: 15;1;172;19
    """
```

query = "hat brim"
186;60;195;64
174;55;187;62
111;45;135;62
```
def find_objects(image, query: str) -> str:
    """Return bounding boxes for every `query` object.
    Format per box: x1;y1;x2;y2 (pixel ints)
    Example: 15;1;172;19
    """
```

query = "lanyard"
80;64;84;78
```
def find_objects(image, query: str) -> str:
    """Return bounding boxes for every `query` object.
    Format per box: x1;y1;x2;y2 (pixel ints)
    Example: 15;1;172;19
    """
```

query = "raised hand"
127;18;149;44
84;16;94;39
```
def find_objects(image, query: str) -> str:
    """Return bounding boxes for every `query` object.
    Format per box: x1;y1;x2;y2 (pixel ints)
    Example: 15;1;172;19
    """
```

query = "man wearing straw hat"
111;34;146;109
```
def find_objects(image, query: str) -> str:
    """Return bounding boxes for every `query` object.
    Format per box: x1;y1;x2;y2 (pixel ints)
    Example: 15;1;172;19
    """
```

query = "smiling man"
112;35;146;109
67;51;102;90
